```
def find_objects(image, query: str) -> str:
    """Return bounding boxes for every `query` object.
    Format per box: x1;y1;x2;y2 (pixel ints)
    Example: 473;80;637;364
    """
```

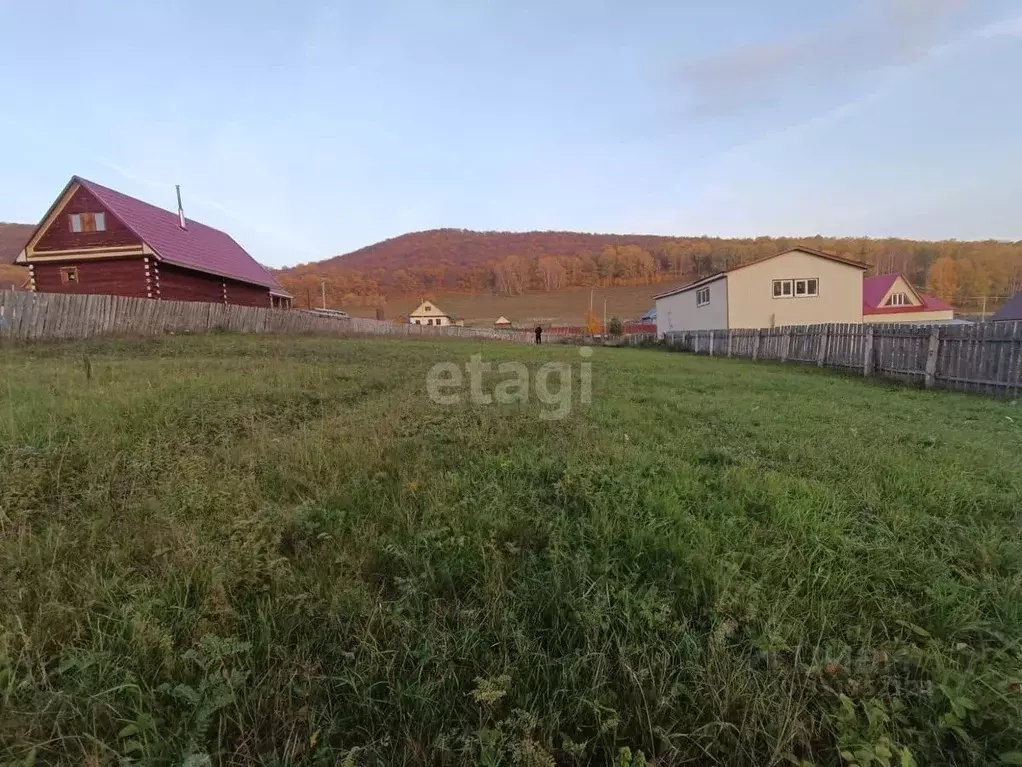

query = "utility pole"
603;297;607;337
321;279;327;309
981;295;987;322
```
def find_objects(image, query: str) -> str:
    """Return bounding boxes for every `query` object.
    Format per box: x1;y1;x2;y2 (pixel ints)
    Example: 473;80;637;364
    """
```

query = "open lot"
1;335;1020;764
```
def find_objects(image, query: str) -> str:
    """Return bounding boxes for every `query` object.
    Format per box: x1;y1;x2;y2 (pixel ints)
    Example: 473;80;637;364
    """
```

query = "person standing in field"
534;325;543;345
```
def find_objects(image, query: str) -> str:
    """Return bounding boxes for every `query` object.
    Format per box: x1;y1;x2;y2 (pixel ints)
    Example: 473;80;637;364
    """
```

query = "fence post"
863;326;875;377
752;330;761;361
780;328;791;362
726;331;733;358
817;325;829;367
924;325;941;389
708;330;715;357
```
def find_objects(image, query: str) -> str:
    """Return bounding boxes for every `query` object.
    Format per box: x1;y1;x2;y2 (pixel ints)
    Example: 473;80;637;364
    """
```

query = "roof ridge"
76;176;220;233
71;176;287;294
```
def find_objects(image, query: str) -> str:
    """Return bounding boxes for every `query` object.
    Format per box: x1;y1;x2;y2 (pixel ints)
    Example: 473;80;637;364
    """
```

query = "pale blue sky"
1;1;1020;267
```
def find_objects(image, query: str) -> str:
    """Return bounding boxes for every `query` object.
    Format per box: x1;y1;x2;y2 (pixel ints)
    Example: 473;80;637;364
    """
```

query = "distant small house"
409;300;451;326
494;315;512;328
991;293;1022;323
863;274;954;324
639;306;656;322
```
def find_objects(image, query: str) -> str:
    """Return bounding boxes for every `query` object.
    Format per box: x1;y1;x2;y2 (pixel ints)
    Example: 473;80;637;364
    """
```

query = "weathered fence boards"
652;322;1022;397
0;291;532;344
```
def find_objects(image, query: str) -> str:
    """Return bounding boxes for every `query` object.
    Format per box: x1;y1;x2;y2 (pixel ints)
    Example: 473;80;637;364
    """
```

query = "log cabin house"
17;176;291;308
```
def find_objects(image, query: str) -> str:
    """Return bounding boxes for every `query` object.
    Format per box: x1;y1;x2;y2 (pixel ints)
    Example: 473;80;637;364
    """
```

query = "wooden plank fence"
0;291;533;344
635;322;1022;397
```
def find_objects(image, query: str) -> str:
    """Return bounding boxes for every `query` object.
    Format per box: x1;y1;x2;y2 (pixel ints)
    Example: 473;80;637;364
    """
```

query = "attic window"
885;292;910;307
423;304;432;311
70;212;106;233
60;267;79;284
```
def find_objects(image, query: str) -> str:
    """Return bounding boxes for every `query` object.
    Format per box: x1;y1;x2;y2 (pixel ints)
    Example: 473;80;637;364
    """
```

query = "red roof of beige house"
70;177;289;296
862;273;952;316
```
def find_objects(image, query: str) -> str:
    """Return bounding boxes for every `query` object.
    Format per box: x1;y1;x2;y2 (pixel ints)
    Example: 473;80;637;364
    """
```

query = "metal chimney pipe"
176;185;187;230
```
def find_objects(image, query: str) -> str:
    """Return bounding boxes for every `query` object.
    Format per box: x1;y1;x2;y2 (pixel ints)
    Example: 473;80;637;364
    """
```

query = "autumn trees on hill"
275;229;1022;313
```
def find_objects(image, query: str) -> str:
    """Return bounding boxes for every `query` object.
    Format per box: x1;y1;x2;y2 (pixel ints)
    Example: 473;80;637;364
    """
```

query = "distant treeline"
275;229;1022;312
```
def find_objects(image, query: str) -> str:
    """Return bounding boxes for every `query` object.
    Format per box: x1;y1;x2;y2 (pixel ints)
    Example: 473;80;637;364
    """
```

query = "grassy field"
345;284;662;326
1;335;1020;765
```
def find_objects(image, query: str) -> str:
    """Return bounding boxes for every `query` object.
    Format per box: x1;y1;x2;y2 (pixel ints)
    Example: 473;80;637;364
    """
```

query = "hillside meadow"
1;335;1021;765
348;283;658;326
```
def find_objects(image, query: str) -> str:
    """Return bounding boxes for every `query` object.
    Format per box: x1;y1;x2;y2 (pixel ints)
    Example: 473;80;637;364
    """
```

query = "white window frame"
772;279;793;299
695;287;710;307
775;278;818;298
885;292;909;307
69;212;106;233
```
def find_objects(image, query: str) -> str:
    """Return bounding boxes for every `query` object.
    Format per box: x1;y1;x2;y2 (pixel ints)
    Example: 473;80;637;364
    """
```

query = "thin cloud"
687;11;1022;236
710;10;1022;165
679;0;967;114
97;159;242;223
97;158;312;262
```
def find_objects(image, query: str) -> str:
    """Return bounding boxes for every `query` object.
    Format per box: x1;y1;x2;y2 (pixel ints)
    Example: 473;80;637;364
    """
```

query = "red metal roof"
862;273;952;315
75;177;290;296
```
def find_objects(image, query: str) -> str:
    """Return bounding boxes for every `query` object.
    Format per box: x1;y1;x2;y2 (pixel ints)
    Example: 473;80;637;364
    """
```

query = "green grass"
1;334;1020;765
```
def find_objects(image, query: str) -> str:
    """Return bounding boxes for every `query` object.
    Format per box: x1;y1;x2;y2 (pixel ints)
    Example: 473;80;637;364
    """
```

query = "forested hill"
276;228;1022;311
0;223;33;264
309;229;677;272
0;223;33;289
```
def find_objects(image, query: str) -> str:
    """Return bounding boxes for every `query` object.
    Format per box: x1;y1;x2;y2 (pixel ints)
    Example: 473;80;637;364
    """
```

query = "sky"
1;0;1021;268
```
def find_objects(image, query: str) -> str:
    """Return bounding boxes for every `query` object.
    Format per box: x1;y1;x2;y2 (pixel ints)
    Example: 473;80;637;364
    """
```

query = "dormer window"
885;292;910;307
70;213;106;233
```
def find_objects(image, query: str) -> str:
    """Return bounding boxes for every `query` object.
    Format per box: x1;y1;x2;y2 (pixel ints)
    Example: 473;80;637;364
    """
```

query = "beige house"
863;274;954;324
654;247;869;334
409;300;452;326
